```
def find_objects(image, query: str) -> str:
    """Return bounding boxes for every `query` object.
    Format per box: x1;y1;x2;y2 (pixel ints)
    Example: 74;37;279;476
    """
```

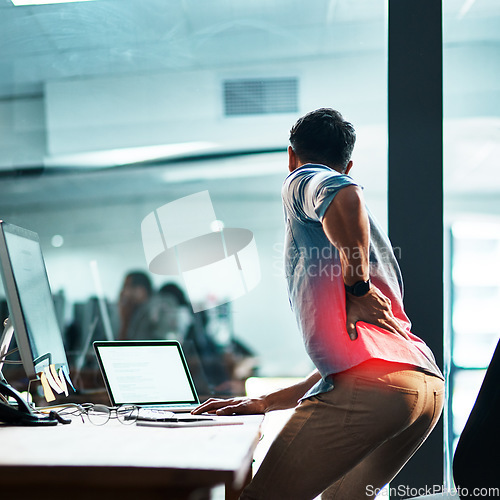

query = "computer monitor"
0;221;71;390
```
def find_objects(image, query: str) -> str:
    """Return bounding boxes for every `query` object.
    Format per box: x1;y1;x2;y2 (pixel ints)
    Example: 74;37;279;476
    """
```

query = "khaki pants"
241;360;445;500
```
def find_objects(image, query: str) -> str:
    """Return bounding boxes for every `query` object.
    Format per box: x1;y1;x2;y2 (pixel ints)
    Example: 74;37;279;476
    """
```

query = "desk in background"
0;414;263;500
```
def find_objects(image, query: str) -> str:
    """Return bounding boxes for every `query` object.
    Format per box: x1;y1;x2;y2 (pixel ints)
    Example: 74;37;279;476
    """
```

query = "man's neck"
297;162;344;174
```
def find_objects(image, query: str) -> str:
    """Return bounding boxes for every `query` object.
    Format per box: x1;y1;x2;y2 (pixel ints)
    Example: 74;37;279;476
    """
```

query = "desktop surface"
0;413;263;500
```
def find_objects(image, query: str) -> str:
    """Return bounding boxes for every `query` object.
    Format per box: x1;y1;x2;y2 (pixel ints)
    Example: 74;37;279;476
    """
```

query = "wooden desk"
0;414;263;500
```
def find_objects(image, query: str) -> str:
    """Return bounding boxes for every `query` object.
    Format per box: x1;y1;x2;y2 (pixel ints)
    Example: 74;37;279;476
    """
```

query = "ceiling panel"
2;0;497;102
34;1;188;51
184;0;329;32
0;8;54;57
0;0;389;100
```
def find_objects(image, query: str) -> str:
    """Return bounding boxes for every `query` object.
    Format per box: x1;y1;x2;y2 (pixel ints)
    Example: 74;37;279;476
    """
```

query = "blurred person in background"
118;270;153;341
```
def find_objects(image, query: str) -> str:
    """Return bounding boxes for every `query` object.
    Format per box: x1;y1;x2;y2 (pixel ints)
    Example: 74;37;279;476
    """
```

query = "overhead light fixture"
51;235;64;248
44;141;218;168
11;0;94;6
161;152;286;183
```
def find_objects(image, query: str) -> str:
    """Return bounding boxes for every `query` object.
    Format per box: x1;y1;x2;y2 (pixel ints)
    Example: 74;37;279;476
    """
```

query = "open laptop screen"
93;341;199;406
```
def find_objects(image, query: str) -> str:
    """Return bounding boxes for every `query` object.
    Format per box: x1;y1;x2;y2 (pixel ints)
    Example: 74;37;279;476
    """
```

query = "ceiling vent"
224;77;298;116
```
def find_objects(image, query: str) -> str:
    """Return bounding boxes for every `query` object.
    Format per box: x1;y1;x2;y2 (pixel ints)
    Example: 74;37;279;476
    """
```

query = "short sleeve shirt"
282;164;443;398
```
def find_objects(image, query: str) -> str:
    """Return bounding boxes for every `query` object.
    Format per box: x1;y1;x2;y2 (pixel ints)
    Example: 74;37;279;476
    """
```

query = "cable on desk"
0;347;22;364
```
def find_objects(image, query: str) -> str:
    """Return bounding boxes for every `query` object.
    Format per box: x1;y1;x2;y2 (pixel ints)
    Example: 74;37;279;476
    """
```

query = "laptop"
93;340;202;415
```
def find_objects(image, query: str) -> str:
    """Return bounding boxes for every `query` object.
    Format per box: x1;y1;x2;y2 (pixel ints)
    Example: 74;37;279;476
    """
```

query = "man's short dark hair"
289;108;356;172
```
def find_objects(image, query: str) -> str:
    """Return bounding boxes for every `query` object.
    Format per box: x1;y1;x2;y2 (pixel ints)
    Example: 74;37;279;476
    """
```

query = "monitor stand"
0;317;14;383
0;317;59;426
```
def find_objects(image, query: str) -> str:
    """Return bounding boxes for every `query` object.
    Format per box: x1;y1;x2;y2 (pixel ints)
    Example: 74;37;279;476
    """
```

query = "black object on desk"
0;380;59;426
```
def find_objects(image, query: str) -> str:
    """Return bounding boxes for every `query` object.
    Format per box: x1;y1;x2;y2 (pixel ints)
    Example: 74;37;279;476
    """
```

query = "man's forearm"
321;185;410;340
262;370;322;411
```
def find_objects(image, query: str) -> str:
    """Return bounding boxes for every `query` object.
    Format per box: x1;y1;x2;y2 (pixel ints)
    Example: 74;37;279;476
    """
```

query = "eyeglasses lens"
117;405;138;424
87;405;110;426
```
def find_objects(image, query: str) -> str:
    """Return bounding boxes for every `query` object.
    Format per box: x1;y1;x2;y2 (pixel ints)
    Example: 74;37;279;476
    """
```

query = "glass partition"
443;0;500;480
0;0;388;399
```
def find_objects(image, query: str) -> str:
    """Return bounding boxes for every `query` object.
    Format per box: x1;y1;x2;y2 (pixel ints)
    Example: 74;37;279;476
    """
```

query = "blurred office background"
0;0;499;482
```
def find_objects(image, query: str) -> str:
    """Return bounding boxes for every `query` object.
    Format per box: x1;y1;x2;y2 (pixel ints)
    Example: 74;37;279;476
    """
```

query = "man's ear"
288;146;298;172
345;160;354;175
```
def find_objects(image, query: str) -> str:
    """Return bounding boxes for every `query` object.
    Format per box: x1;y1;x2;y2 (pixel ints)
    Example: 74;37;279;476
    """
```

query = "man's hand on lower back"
346;285;410;341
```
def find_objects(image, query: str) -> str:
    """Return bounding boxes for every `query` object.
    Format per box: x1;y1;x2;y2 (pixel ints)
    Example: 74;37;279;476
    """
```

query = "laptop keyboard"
137;408;176;421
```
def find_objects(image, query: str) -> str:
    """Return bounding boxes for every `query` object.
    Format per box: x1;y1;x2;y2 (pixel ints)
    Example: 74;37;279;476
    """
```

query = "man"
193;109;444;499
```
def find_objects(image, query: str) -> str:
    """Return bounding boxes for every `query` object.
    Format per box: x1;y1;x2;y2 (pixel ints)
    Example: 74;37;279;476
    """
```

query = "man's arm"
191;370;322;415
322;185;410;341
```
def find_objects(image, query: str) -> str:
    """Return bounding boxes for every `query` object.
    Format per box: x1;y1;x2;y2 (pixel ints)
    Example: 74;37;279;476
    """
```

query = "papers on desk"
136;415;244;428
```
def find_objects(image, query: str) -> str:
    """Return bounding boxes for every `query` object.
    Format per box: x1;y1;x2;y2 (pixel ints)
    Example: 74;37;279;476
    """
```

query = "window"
443;0;500;482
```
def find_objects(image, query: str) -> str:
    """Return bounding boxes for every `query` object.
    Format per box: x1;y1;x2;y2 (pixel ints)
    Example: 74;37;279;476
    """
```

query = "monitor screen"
0;221;69;381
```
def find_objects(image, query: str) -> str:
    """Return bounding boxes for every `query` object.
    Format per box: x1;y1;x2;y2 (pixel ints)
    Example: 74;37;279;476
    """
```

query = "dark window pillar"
388;0;444;497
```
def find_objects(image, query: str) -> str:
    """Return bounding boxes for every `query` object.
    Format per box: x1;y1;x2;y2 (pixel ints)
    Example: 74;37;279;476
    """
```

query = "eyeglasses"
55;403;139;426
83;404;139;425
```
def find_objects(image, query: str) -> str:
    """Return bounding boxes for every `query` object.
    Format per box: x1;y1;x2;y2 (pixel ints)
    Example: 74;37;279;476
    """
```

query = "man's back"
282;163;442;394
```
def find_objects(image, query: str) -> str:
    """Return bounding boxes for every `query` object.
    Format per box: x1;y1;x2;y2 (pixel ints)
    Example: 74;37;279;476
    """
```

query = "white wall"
0;97;46;169
43;54;386;158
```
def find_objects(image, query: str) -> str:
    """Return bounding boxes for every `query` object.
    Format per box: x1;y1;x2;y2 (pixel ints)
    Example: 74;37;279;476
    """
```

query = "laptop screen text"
96;343;198;406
